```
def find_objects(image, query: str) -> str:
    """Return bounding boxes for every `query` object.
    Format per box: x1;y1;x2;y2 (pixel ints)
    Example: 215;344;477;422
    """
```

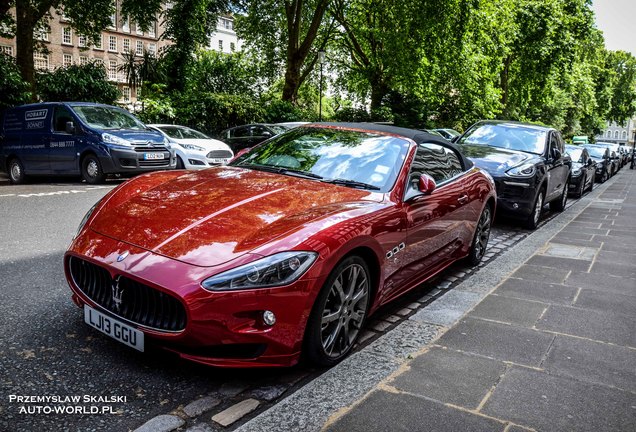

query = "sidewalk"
239;169;636;432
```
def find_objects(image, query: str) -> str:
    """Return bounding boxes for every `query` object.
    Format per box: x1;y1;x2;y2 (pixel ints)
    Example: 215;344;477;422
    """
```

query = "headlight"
202;251;318;291
180;143;206;152
506;163;536;177
74;203;98;239
101;133;132;146
571;167;582;176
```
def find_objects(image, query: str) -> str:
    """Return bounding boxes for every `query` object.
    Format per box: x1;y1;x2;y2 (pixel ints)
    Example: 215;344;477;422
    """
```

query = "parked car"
218;123;288;152
582;144;612;183
148;124;234;169
275;121;310;129
432;128;461;140
609;143;628;168
0;102;175;184
456;120;571;229
65;123;496;368
565;145;595;197
587;143;619;177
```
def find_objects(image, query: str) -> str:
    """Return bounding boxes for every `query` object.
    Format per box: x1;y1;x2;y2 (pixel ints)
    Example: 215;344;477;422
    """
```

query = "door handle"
457;194;469;205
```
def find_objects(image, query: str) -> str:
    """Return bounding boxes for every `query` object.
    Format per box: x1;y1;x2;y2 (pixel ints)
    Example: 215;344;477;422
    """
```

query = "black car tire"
81;154;105;184
525;190;545;230
587;175;594;192
466;204;492;266
600;169;608;183
8;157;26;184
575;174;585;198
550;181;568;212
305;255;370;367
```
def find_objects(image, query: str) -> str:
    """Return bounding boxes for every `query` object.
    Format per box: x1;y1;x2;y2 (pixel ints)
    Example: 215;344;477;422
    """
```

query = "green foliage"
36;62;120;104
186;50;260;96
0;52;31;109
260;99;313;123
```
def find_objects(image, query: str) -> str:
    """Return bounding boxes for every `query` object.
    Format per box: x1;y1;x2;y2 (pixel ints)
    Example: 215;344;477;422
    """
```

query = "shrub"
0;53;31;109
37;62;120;104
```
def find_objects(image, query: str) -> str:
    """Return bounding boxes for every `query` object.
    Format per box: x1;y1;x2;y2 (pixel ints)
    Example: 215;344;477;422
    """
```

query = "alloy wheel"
533;192;543;225
10;161;21;182
86;160;99;178
473;206;492;262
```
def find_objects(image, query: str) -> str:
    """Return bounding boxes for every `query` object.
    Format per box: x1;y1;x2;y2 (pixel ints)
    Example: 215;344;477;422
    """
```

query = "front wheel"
525;190;544;230
466;204;492;266
574;175;585;198
550;181;568;212
81;154;105;184
304;256;371;367
8;158;26;184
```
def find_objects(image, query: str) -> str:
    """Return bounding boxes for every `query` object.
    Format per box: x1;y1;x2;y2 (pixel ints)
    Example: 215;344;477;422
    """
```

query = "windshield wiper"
243;164;324;180
322;178;381;190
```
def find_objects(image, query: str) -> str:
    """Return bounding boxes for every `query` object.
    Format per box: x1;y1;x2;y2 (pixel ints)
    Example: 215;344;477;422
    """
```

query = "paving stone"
505;426;534;432
249;384;287;401
438;317;554;367
601;242;636;255
541;243;598;260
390;347;506;409
544;335;636;392
369;320;392;332
565;271;636;297
595;250;636;266
526;255;592;272
185;424;215;432
495;279;577;305
218;382;249;398
509;264;570;284
574;289;636;316
325;390;506;432
395;308;412;317
482;367;636;432
410;290;481;327
468;295;546;327
536;305;636;347
212;399;260;427
134;415;185;432
356;330;376;345
183;396;221;418
561;226;608;236
548;236;598;248
384;314;401;323
590;261;636;279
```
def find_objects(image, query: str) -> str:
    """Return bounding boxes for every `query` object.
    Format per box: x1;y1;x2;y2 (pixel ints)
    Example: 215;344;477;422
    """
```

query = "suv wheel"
525;190;544;230
550;182;568;212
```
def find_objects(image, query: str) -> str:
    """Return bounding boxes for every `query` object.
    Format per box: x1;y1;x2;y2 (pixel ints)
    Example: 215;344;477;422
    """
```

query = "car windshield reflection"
459;124;547;155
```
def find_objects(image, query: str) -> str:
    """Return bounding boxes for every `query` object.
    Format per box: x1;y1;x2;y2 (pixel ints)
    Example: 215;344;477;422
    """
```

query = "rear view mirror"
65;121;75;134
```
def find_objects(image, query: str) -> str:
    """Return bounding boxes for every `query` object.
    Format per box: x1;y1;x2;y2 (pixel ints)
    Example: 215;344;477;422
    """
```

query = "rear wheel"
600;169;608;183
550;181;568;212
574;175;585;198
525;190;544;230
8;158;26;184
305;256;370;367
466;204;492;266
81;154;105;184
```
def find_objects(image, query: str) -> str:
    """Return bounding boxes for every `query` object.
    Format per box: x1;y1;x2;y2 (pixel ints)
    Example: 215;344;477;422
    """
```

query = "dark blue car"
0;102;176;184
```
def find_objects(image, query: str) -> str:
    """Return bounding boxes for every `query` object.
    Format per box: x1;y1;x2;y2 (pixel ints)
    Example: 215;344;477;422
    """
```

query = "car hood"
459;144;536;176
90;167;380;267
173;138;232;152
104;129;166;145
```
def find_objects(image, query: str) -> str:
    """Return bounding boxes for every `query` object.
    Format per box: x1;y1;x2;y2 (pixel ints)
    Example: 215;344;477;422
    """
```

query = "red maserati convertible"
64;123;496;368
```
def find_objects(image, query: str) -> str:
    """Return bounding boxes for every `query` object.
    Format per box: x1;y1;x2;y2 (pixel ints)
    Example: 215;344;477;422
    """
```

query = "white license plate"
144;152;165;160
210;158;229;164
84;306;144;352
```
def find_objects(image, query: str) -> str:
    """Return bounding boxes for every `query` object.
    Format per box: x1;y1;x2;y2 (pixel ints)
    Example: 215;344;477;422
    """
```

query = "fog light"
512;203;519;209
263;310;276;326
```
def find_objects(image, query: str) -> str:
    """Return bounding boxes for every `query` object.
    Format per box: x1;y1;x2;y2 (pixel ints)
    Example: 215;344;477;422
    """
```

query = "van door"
50;104;79;173
21;106;52;173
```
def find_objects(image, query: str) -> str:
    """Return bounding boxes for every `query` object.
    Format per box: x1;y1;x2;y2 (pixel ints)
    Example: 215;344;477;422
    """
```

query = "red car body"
64;124;496;367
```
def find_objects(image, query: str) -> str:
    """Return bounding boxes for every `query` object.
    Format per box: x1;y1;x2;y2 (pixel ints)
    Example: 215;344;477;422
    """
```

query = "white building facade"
208;15;241;54
596;118;636;145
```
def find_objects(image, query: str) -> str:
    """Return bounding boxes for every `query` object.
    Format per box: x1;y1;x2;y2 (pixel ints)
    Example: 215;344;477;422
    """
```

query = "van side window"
53;106;74;133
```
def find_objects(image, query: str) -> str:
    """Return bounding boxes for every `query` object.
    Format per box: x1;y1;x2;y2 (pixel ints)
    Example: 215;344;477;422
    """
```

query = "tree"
0;51;30;109
236;0;334;103
605;50;636;125
36;61;120;103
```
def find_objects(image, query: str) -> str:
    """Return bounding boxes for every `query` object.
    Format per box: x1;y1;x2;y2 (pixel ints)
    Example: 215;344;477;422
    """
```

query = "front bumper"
64;229;321;368
100;146;177;174
492;176;540;217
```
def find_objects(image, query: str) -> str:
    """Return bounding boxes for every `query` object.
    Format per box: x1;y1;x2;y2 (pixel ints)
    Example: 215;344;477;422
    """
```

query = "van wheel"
8;158;26;184
81;155;105;184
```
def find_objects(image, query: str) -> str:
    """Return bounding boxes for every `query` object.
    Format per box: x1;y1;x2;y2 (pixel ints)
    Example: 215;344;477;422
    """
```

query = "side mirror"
587;158;594;167
551;148;562;160
261;131;272;138
418;173;437;195
65;121;75;134
230;147;251;162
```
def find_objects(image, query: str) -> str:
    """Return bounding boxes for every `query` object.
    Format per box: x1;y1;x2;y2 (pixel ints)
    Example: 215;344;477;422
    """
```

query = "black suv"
457;121;571;229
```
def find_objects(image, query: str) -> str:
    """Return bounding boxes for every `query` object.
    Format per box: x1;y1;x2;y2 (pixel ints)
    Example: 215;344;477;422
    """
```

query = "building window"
0;45;13;56
109;1;116;29
148;43;156;56
606;130;611;138
148;21;156;37
94;58;104;67
34;26;49;42
123;38;130;53
34;52;49;70
136;22;143;35
79;56;89;65
135;40;143;56
109;35;118;52
230;42;235;52
63;54;73;67
622;131;627;139
108;60;118;81
219;17;233;30
122;16;130;32
614;131;619;139
218;40;223;51
78;34;87;47
94;34;103;50
62;27;72;45
122;86;131;102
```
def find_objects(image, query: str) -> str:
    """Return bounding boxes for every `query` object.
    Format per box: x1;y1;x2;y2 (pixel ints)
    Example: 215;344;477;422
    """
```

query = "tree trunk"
370;78;388;112
282;54;302;102
15;0;40;101
499;55;511;113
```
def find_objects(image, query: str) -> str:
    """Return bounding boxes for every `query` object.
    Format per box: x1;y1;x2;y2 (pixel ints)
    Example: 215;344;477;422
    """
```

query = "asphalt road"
0;176;581;432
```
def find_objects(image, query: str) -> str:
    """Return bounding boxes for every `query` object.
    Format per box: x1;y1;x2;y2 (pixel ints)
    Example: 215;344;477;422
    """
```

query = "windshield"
71;105;145;130
230;127;410;192
158;126;208;139
268;125;288;134
566;147;583;161
584;146;606;159
458;123;547;155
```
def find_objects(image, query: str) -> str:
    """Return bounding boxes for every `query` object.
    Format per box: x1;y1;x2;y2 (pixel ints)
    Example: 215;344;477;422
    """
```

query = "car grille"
68;256;186;332
206;150;233;159
139;159;171;167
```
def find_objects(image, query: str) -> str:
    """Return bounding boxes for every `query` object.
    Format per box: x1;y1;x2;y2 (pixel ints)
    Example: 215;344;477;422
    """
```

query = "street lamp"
318;50;326;122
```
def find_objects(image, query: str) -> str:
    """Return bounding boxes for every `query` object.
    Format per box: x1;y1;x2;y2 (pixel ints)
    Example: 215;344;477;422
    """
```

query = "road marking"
0;186;113;198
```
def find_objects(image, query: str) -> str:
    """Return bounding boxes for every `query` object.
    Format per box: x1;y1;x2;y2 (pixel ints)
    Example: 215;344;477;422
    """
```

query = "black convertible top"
308;122;474;170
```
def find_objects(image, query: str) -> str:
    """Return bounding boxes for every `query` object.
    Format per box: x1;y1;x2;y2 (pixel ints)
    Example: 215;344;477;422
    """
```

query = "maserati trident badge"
117;251;129;262
111;276;124;312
